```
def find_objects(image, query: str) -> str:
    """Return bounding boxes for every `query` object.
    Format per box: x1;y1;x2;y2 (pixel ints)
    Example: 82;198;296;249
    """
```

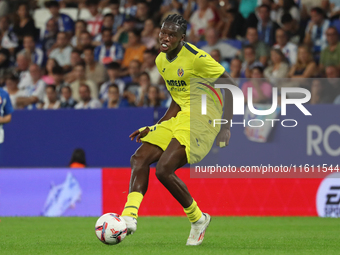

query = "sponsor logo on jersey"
166;80;187;91
177;67;184;77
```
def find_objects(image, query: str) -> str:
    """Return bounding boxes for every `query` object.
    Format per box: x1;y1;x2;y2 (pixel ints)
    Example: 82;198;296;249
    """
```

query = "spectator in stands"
122;29;146;68
86;0;103;37
16;53;32;89
201;27;238;60
189;0;216;43
83;46;106;86
240;27;269;67
19;35;45;67
99;62;125;101
210;49;230;73
144;85;161;107
242;66;272;104
69;148;86;168
75;84;102;109
220;8;245;39
16;64;45;110
229;58;242;81
60;86;77;108
310;78;334;104
45;1;74;35
0;36;10;85
4;74;24;109
0;16;18;56
0;0;9;19
141;48;160;86
246;4;279;46
71;20;87;48
123;0;138;18
264;48;289;84
136;72;151;107
273;29;298;65
141;19;157;49
304;7;330;59
113;17;136;45
43;85;60;109
288;45;317;78
109;0;124;33
241;45;263;78
76;31;92;52
281;13;303;45
64;49;83;83
103;84;130;108
275;0;300;27
94;28;124;64
135;0;150;29
12;3;38;46
319;27;340;73
42;58;60;85
122;59;141;85
325;65;340;100
42;19;58;55
93;13;114;46
52;65;67;96
49;32;73;70
70;62;98;102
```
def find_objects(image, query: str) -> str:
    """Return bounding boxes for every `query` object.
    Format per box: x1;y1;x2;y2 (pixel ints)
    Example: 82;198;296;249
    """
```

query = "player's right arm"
129;97;181;143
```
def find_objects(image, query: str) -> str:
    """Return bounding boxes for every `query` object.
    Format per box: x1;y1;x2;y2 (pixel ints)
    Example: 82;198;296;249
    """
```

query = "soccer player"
121;14;233;245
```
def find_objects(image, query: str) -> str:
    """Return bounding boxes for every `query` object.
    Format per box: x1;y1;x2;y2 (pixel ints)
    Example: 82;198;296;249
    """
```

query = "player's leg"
121;142;163;234
155;138;210;245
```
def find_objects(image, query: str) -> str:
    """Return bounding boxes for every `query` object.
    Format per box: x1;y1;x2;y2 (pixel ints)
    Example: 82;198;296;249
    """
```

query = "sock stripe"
124;206;139;210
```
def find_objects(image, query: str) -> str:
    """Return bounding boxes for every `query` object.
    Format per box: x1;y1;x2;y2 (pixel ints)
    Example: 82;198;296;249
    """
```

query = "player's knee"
155;161;171;182
130;153;144;169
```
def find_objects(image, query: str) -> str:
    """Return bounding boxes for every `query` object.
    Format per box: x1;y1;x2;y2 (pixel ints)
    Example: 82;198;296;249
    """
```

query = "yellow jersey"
155;42;225;125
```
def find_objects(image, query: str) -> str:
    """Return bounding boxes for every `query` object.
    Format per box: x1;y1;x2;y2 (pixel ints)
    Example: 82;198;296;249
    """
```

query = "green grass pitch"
0;217;339;255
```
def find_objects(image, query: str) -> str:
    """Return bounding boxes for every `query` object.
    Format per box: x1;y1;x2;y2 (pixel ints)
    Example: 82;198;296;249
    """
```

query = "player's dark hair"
52;65;64;75
107;61;121;70
163;14;187;35
281;13;293;24
69;148;87;166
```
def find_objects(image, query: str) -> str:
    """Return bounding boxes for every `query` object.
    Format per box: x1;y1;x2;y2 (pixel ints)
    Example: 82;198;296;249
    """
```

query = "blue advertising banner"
0;168;102;216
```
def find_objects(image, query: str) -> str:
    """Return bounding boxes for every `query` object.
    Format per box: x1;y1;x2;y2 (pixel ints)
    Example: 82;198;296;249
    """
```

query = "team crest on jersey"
177;67;184;77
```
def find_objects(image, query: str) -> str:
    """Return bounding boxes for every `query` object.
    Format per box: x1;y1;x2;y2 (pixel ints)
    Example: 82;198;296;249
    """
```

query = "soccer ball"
95;213;127;245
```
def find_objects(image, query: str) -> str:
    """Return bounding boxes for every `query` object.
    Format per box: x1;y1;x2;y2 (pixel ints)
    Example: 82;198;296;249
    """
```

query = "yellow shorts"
140;111;219;164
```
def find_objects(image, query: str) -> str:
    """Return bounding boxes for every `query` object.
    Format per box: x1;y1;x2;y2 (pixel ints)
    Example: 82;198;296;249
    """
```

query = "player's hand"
216;128;231;148
129;127;150;143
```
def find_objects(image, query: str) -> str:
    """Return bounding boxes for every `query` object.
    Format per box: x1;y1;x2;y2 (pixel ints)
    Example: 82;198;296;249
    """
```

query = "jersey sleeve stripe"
184;43;198;55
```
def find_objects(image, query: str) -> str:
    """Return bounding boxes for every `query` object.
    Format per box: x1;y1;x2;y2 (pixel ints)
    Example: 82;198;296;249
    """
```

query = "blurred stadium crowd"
1;0;340;110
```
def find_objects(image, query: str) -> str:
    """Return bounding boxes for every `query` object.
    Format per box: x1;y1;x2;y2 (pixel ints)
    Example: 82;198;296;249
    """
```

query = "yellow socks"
184;200;202;223
121;192;143;219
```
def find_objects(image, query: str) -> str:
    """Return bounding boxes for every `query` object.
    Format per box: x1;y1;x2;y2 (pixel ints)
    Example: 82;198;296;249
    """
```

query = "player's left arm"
215;71;234;148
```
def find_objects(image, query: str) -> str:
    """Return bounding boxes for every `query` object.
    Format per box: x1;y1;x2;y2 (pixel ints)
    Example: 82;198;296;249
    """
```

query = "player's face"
159;22;184;53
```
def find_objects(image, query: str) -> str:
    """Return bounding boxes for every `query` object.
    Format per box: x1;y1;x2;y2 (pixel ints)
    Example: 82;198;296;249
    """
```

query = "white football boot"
186;213;211;246
122;216;137;235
